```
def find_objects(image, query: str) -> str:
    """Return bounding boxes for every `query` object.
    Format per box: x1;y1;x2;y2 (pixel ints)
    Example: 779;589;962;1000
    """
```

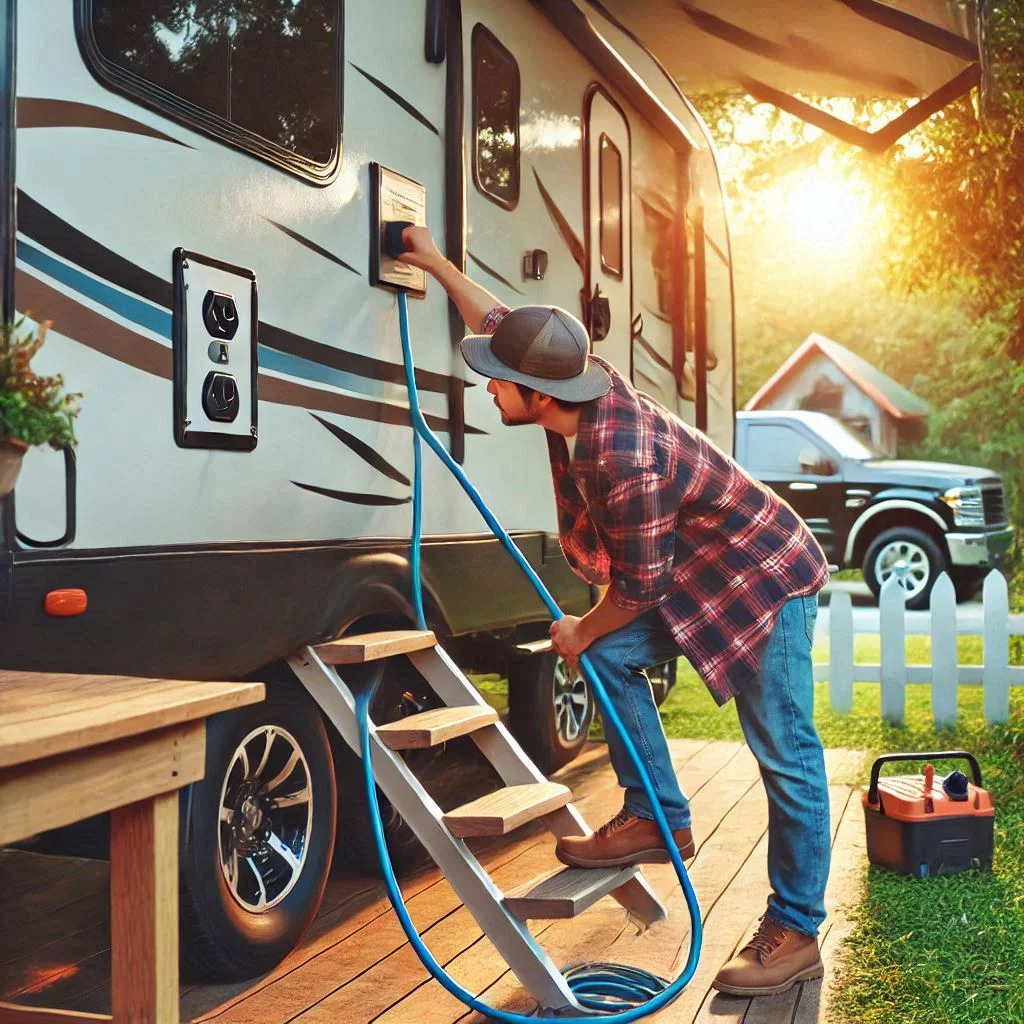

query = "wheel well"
851;510;949;569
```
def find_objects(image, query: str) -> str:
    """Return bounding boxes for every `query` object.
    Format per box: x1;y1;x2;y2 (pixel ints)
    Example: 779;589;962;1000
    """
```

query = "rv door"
584;88;632;377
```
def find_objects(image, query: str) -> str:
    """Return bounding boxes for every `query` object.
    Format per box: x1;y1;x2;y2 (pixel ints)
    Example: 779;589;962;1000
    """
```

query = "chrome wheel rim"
217;726;312;913
552;658;590;746
875;539;931;599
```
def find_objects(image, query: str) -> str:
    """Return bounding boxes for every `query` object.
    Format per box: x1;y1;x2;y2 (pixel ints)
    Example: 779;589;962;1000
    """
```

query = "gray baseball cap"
461;306;612;402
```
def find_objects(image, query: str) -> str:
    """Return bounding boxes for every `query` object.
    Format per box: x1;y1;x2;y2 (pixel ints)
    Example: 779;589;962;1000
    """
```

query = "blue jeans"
584;594;829;937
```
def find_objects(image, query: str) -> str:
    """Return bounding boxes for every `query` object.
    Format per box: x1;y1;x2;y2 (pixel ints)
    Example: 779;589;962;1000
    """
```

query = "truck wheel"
508;651;593;775
863;527;947;611
179;684;336;982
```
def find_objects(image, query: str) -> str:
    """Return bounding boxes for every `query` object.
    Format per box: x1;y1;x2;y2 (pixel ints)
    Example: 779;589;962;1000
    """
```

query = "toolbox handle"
867;751;983;806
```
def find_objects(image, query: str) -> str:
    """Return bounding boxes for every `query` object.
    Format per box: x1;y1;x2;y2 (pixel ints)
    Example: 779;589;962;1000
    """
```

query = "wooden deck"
0;739;867;1023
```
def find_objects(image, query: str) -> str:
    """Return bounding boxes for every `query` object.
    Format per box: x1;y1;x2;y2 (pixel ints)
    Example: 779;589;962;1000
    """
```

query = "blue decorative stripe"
17;239;172;337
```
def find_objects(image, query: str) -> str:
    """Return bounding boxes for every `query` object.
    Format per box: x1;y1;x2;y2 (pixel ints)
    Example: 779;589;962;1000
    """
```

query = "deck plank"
1;739;867;1024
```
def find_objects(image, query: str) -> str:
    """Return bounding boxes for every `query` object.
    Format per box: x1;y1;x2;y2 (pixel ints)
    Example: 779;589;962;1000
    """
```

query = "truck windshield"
808;415;881;459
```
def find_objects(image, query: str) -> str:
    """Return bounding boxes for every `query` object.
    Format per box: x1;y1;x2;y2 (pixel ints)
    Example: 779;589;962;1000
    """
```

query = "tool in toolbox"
862;751;994;878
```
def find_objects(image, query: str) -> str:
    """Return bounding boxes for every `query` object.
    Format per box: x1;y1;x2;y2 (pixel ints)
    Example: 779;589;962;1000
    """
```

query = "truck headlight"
940;485;986;527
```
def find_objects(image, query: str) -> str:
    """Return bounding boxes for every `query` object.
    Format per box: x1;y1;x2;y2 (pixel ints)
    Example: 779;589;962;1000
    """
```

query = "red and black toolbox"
862;751;994;878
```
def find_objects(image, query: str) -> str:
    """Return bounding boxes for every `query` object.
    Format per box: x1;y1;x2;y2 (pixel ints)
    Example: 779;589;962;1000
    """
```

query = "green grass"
472;635;1024;1023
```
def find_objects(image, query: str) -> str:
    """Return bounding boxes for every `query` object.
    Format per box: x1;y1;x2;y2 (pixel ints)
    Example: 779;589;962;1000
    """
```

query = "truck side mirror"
799;448;837;476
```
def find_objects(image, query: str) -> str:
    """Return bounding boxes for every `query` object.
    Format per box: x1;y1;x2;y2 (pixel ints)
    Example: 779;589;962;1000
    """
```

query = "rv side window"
599;134;623;277
79;0;342;181
472;25;520;209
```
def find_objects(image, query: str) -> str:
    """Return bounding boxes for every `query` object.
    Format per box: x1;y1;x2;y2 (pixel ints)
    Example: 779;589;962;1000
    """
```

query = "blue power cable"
352;291;702;1018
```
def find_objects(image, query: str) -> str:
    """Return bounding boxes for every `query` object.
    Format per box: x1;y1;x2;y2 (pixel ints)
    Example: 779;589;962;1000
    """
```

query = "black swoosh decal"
350;64;440;135
16;97;195;146
265;218;360;276
16;191;457;396
532;169;584;274
311;413;410;485
467;251;524;296
290;481;411;506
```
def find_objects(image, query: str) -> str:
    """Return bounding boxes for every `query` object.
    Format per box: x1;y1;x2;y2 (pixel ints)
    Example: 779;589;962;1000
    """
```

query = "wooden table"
0;672;265;1024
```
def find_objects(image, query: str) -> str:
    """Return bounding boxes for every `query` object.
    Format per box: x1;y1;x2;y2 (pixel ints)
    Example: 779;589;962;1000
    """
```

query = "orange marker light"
44;589;88;617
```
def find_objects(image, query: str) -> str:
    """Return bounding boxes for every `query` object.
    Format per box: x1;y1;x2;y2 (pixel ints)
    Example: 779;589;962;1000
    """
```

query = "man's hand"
549;615;591;674
395;225;445;275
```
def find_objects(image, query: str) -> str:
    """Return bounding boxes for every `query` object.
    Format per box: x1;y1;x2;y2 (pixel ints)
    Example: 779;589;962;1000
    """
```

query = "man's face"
487;378;541;426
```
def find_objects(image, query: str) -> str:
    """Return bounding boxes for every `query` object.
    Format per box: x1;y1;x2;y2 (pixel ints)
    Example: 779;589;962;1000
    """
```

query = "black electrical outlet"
202;372;240;422
203;290;239;339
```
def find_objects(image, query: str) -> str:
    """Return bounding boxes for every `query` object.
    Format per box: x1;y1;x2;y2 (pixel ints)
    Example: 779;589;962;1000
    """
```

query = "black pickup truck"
735;410;1014;609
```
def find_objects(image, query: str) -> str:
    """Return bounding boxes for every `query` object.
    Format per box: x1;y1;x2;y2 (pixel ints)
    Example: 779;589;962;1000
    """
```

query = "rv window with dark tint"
599;134;622;277
472;25;519;209
82;0;341;177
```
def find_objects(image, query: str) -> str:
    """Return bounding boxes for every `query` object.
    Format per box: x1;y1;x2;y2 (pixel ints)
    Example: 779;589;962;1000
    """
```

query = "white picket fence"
815;570;1024;727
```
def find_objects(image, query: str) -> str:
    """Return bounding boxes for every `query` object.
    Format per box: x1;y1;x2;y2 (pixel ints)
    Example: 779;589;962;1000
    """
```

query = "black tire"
862;526;947;611
951;568;987;604
649;659;678;707
508;651;594;775
179;683;336;982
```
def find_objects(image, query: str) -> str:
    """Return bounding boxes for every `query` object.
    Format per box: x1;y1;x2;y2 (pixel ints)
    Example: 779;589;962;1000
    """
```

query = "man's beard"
494;396;540;426
499;408;541;426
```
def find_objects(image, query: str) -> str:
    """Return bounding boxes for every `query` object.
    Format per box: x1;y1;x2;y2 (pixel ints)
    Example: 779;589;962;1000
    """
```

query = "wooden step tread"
443;783;572;838
504;865;638;920
375;705;499;749
314;630;436;664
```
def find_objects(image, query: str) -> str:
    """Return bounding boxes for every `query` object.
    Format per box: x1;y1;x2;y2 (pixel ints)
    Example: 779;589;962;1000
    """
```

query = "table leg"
110;792;180;1024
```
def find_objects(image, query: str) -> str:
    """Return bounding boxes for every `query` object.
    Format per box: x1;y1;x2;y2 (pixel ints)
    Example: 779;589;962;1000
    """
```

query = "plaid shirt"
483;305;830;704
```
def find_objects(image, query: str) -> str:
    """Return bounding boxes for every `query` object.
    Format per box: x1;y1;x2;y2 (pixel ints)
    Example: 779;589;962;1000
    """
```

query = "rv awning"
590;0;983;152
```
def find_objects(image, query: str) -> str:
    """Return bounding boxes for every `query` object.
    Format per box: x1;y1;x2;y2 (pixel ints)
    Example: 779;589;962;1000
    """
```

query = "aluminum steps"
288;630;666;1014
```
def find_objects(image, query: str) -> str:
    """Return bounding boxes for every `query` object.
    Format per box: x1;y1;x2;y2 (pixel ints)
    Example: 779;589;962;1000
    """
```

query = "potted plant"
0;317;81;496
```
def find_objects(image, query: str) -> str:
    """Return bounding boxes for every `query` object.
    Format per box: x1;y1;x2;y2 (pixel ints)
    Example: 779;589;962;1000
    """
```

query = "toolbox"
862;751;994;877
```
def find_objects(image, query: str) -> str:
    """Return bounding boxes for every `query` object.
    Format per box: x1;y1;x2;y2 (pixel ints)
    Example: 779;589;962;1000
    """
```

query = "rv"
2;0;736;979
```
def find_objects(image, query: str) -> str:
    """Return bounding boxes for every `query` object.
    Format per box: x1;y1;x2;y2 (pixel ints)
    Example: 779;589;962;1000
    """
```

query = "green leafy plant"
0;318;81;448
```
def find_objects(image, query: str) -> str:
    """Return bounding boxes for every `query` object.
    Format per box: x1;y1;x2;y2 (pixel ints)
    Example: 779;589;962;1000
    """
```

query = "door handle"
789;482;818;491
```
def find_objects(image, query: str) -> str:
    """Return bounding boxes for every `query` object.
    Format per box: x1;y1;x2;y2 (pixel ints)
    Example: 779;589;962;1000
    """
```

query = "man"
398;227;831;997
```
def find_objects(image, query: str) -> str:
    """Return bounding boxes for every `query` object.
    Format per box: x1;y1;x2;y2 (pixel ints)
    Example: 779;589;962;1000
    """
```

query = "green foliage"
690;2;1024;597
0;319;81;448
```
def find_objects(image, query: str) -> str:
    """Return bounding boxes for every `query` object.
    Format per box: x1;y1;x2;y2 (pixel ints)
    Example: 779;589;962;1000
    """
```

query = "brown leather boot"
555;807;695;868
713;916;823;996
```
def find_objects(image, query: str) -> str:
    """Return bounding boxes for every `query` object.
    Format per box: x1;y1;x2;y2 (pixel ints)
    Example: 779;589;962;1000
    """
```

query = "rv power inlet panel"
370;163;427;296
172;249;258;451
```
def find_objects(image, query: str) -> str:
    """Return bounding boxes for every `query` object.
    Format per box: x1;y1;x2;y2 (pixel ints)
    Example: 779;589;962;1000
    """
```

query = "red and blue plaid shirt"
483;305;830;704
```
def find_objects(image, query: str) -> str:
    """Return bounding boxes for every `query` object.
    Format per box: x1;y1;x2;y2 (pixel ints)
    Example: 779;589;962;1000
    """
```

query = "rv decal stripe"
531;169;584;274
259;322;453;396
17;191;459;397
290;481;411;506
467;252;524;296
265;219;361;276
310;413;411;486
17;239;172;337
349;64;440;136
17;270;173;379
16;97;195;146
18;190;173;308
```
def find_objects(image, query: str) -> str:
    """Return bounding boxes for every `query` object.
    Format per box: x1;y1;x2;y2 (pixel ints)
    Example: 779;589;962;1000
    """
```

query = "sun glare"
785;168;870;251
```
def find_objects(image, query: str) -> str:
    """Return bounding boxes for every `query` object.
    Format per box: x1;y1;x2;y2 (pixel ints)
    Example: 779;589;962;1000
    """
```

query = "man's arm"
397;226;502;332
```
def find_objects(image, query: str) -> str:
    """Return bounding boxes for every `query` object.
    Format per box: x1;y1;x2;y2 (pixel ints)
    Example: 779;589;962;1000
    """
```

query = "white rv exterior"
2;0;734;978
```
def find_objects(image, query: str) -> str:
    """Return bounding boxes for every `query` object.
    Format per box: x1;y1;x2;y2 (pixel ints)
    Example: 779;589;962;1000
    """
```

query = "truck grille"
982;483;1007;526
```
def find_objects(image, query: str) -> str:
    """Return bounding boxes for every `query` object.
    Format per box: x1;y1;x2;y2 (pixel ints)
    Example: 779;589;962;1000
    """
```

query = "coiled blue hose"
352;291;701;1017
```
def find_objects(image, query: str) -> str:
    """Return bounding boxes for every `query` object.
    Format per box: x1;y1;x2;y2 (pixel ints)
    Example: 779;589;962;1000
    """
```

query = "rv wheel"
179;684;336;982
508;651;593;775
